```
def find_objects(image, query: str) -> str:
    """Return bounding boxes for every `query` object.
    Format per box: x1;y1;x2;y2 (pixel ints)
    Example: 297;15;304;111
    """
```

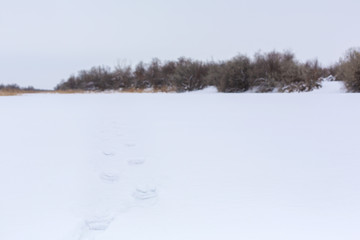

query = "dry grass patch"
118;88;146;93
0;87;178;96
52;90;90;94
0;89;54;96
0;91;19;96
0;89;37;96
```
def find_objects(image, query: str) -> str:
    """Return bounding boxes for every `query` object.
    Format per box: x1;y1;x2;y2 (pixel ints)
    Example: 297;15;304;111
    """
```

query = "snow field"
0;82;359;240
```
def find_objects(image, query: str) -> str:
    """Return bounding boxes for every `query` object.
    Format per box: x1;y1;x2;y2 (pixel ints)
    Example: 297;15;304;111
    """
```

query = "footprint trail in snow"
73;121;157;240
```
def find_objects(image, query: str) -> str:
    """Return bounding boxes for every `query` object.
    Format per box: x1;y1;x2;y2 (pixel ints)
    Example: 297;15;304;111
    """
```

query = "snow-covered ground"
1;81;359;240
311;79;346;93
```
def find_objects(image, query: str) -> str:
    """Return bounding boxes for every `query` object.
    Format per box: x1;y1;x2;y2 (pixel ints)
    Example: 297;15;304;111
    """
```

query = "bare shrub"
173;58;208;92
216;55;251;92
133;62;148;89
250;51;323;92
160;60;177;90
250;52;280;92
336;48;360;92
113;64;133;90
299;59;323;91
146;58;164;90
205;61;223;87
55;66;114;91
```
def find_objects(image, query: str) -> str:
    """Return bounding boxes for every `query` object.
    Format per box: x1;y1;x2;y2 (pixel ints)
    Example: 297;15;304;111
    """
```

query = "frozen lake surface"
1;82;359;240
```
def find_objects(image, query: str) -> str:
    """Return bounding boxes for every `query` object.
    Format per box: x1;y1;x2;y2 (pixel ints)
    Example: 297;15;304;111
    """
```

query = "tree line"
0;84;37;92
55;50;332;93
26;48;360;93
2;49;359;94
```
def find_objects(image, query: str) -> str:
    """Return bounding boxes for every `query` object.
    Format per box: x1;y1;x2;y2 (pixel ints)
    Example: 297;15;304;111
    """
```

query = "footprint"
85;216;114;231
133;185;158;200
128;158;145;165
99;172;119;183
124;143;136;148
102;151;115;156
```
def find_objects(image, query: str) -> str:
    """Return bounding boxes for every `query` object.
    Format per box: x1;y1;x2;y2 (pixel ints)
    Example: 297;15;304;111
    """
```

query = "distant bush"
250;51;322;92
0;84;20;90
133;61;149;89
216;55;251;92
112;64;133;90
298;59;323;91
0;84;41;96
55;66;115;91
250;51;281;92
173;57;208;92
0;84;39;91
336;48;360;92
145;58;165;90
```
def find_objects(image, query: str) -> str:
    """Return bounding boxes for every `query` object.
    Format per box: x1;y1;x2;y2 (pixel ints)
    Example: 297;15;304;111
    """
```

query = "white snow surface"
1;88;360;240
312;80;346;93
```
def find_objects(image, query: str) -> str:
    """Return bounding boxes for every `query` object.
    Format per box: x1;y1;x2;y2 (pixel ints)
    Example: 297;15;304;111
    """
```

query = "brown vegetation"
336;48;360;92
55;50;331;93
0;84;44;96
7;49;359;95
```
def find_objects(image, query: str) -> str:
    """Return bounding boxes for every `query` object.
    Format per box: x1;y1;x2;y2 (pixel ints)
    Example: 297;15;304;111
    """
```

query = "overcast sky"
1;0;359;89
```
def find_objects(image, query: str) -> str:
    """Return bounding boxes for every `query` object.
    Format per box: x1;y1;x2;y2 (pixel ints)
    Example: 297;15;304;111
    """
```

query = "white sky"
1;0;359;89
